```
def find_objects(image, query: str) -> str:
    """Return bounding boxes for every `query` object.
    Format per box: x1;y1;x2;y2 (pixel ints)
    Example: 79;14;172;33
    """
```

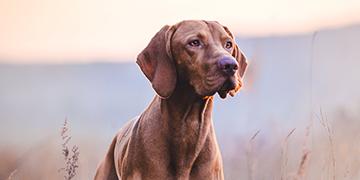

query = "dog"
95;20;248;180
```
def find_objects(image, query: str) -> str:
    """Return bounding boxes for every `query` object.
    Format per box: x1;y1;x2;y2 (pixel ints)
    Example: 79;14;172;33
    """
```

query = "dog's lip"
216;78;237;99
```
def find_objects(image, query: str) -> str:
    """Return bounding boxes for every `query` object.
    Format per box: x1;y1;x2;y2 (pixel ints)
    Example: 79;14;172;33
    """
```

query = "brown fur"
95;20;248;180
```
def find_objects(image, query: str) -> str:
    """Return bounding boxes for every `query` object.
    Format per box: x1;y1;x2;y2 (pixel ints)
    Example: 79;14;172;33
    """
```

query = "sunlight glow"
0;0;359;63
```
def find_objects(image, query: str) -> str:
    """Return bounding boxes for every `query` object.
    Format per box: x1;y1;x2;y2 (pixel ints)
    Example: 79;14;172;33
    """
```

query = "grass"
0;108;359;179
246;129;260;180
280;128;296;180
224;108;359;180
7;169;17;180
317;109;336;180
59;118;80;180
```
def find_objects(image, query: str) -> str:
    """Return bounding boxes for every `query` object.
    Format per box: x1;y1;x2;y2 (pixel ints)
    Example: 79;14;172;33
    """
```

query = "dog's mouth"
217;78;238;99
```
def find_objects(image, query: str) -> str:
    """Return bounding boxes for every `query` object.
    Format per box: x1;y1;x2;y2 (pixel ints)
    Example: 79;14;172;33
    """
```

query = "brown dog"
95;20;248;180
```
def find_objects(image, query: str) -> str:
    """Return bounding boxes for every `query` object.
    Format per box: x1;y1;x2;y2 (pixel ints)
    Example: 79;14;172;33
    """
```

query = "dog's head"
137;20;248;99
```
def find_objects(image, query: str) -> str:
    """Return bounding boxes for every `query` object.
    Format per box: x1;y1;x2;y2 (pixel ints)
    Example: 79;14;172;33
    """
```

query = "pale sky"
0;0;360;63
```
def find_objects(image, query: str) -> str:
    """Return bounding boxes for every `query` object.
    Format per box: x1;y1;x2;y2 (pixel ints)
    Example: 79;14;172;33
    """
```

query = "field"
1;108;359;179
1;24;360;180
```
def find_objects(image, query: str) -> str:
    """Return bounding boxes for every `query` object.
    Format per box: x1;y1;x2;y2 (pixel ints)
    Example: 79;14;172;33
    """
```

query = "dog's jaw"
217;78;238;99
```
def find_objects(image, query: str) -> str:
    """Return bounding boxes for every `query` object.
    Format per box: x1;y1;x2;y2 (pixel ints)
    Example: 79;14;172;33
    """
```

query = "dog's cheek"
189;75;204;95
189;70;213;96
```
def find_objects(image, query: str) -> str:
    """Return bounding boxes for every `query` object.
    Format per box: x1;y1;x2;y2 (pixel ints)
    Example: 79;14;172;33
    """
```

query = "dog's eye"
225;41;233;49
188;39;201;47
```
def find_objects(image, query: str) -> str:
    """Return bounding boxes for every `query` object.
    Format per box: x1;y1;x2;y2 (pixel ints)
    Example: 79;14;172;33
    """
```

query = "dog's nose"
217;57;239;76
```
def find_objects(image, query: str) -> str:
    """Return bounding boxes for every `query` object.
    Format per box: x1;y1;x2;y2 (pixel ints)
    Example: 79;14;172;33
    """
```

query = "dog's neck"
158;82;214;175
164;81;213;125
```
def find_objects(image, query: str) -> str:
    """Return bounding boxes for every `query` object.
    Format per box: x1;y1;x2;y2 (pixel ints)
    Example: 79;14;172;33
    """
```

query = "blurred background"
1;0;360;179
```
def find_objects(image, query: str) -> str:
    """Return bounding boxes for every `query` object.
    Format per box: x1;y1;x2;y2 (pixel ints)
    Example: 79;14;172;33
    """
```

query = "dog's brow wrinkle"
222;36;231;41
197;33;207;41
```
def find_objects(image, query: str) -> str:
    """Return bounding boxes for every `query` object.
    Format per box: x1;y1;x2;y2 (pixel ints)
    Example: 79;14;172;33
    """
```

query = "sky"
0;0;360;63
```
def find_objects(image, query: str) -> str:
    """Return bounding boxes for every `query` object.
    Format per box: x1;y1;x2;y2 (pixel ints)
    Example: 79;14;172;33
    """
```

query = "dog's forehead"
174;20;208;35
173;20;228;39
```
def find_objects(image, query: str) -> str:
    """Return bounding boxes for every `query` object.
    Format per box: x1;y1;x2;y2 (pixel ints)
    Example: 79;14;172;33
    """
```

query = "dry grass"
7;169;17;180
295;119;312;180
294;150;311;180
280;128;296;180
59;118;80;180
0;109;359;179
317;109;336;180
226;108;359;180
246;129;260;180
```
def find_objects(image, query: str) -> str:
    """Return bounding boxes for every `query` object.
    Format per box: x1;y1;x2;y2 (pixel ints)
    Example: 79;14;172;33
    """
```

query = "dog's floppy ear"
222;25;248;78
136;25;177;99
232;44;248;78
